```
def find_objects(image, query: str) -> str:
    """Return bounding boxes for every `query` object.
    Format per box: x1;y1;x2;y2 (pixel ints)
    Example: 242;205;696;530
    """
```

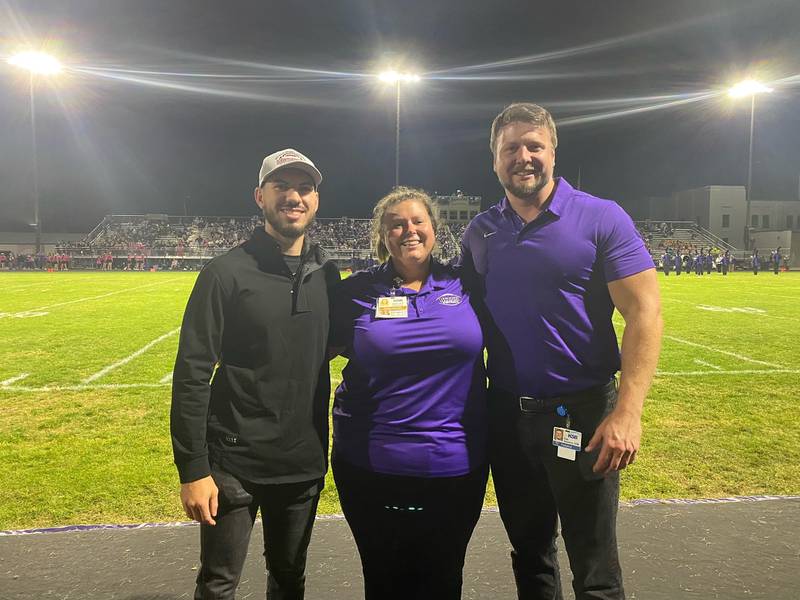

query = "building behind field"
432;191;482;225
643;185;800;264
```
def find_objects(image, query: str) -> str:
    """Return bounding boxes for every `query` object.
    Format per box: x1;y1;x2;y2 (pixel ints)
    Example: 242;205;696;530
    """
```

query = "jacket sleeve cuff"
176;456;212;484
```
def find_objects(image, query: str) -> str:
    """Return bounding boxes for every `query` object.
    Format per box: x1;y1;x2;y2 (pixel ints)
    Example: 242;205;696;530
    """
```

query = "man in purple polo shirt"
461;103;663;600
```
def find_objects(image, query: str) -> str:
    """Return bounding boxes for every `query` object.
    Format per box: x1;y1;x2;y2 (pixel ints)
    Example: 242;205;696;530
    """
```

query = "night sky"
2;0;800;232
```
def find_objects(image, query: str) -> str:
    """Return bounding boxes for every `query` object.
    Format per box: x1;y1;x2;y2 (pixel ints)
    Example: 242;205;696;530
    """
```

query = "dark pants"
332;458;488;600
489;381;624;600
195;466;322;600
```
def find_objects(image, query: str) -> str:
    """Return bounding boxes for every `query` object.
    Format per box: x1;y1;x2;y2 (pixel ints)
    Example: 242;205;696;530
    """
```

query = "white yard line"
663;334;777;367
159;372;173;384
664;296;800;324
656;368;800;377
0;382;171;393
764;314;800;324
0;278;183;318
693;359;722;370
0;373;29;386
82;327;181;383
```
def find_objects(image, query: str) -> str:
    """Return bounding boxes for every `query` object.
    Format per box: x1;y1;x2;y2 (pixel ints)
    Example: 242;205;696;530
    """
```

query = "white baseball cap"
258;148;322;187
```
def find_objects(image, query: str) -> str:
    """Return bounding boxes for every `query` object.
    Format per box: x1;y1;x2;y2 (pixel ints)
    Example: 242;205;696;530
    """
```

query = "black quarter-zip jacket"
170;228;340;484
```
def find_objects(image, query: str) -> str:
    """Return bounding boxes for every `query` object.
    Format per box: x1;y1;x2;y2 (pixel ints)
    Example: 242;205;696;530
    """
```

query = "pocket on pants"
569;391;618;481
210;465;254;508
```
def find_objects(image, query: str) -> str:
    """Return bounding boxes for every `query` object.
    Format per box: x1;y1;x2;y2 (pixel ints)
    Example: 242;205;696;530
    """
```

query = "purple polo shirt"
330;260;487;477
461;178;654;397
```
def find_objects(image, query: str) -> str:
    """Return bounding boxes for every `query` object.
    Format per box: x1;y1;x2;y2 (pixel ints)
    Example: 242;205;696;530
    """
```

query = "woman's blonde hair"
370;186;438;263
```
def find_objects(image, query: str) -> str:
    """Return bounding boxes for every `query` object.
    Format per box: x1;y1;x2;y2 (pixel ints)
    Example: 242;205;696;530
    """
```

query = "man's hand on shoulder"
585;407;642;475
180;475;219;526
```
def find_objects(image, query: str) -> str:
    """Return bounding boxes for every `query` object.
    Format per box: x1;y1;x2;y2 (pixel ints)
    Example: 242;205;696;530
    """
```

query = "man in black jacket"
170;148;339;600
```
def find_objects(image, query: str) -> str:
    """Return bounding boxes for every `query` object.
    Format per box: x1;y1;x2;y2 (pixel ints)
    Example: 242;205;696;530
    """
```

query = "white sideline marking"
693;359;721;370
663;335;776;367
0;382;171;393
1;373;29;386
159;372;173;384
0;278;182;319
696;304;765;314
656;368;800;377
82;327;181;383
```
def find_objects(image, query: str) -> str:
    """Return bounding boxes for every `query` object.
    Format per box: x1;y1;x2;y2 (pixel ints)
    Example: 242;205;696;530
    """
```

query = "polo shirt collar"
498;177;573;221
379;258;448;293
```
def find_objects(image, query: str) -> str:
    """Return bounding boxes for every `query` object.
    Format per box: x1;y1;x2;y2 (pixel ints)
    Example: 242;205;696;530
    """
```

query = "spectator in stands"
329;187;487;600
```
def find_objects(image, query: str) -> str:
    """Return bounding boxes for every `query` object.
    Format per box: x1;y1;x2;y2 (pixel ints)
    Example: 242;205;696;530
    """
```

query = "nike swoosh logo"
483;231;497;238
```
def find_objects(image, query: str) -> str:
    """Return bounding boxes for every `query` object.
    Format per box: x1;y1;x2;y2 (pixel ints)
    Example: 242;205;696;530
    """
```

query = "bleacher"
635;220;752;261
51;214;465;271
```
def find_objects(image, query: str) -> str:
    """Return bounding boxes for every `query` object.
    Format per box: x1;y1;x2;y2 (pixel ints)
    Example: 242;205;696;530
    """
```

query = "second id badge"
553;427;582;461
375;296;409;318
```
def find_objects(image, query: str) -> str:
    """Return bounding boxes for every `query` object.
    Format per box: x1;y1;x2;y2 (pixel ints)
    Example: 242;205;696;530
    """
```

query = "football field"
1;270;798;530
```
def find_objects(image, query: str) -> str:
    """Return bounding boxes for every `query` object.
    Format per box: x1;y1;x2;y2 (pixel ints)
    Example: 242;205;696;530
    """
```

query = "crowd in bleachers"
63;216;261;257
2;214;789;272
0;215;465;271
45;215;464;262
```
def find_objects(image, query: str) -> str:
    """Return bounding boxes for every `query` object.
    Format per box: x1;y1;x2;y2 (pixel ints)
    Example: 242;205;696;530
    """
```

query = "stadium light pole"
728;79;773;251
378;71;420;187
7;51;63;254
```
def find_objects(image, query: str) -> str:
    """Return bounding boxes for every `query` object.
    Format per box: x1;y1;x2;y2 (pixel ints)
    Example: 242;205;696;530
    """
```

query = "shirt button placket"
413;296;421;317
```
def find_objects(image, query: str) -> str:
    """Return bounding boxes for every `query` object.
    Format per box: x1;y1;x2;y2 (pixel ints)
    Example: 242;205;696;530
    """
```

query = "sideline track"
1;496;798;599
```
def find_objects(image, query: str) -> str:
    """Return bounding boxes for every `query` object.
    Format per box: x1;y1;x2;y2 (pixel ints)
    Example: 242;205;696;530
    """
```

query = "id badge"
375;296;408;318
553;427;582;461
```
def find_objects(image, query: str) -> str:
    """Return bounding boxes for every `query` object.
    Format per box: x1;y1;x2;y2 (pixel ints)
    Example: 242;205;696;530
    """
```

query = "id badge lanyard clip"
557;404;571;429
391;276;403;297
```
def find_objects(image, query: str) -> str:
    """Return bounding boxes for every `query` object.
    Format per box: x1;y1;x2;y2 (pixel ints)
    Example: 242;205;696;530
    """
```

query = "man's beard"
263;205;315;240
500;171;550;200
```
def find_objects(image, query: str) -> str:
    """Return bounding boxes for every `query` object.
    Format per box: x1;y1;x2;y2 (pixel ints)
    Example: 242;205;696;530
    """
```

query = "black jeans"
489;381;625;600
332;458;488;600
194;466;322;600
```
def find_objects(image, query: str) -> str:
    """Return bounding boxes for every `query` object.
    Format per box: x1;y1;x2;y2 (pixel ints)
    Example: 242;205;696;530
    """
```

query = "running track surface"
1;498;798;599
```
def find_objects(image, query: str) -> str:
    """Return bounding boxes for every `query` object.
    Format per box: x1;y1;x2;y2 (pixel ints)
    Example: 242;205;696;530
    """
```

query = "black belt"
492;379;616;414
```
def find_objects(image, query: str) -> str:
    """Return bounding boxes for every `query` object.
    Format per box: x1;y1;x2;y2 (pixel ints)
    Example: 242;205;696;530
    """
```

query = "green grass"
1;270;799;529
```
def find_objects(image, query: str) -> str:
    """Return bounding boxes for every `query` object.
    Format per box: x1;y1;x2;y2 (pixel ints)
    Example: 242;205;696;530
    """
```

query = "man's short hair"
489;103;558;155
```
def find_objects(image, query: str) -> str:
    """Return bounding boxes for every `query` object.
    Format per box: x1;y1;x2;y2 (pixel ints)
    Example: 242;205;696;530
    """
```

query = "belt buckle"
519;396;542;413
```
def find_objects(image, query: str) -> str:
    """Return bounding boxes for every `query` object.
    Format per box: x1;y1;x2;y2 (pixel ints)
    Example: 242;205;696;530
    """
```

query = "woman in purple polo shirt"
329;187;488;600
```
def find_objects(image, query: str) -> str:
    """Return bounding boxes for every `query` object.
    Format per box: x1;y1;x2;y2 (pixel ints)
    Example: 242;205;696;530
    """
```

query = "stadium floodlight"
728;79;773;250
377;70;421;186
728;79;773;98
7;51;63;75
378;70;421;84
8;50;63;253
